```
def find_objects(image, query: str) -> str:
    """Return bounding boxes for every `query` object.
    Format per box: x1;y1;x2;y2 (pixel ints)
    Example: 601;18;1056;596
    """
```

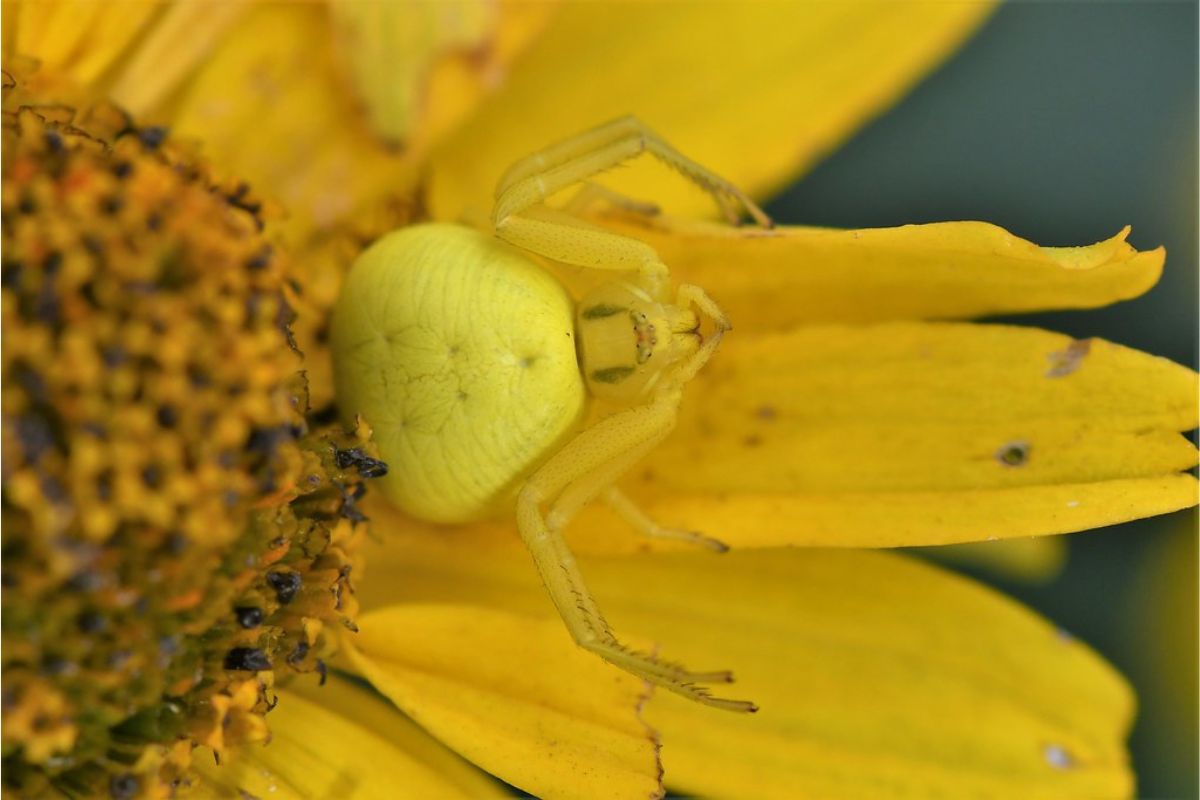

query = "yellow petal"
8;0;161;85
634;550;1134;799
620;478;1196;550
589;214;1165;326
418;0;561;152
161;3;417;240
194;676;503;799
106;1;246;115
429;1;995;220
660;323;1197;484
328;0;496;144
605;322;1197;547
330;0;558;150
355;541;1134;798
344;605;663;800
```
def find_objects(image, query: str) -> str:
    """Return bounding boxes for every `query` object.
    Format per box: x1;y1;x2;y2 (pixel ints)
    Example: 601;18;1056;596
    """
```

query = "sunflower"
3;2;1196;799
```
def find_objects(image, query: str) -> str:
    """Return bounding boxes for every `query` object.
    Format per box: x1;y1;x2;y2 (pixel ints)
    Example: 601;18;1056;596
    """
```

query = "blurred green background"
766;3;1197;797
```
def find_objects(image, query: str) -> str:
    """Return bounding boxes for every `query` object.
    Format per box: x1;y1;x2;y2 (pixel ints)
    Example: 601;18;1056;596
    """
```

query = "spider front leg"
495;204;672;296
517;390;756;712
492;117;770;302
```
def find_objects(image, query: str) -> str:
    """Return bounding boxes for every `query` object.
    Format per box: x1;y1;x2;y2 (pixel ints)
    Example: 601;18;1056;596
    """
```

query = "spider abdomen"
331;224;586;522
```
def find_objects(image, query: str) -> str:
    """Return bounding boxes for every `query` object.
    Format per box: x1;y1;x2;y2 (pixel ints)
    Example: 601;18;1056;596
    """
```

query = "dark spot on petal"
1045;338;1093;378
996;440;1031;467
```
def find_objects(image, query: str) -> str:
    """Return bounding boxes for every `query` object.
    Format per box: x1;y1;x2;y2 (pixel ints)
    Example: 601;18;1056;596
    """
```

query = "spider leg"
517;389;755;712
676;283;731;333
562;182;661;218
493;115;773;229
494;203;672;297
602;487;729;553
492;120;767;303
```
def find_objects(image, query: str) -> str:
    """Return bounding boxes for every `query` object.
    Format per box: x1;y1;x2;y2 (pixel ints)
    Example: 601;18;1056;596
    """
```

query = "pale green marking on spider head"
330;224;586;522
590;366;635;384
581;303;627;319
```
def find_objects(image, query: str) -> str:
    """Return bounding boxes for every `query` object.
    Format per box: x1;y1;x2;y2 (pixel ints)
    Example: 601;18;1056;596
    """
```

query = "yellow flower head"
0;59;384;796
3;3;1197;800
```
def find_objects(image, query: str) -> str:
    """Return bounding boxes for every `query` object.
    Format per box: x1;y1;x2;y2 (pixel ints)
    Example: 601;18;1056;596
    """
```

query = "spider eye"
631;311;656;364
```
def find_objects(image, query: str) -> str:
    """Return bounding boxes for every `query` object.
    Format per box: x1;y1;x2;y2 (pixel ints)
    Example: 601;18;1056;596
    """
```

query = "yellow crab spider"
331;116;771;712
